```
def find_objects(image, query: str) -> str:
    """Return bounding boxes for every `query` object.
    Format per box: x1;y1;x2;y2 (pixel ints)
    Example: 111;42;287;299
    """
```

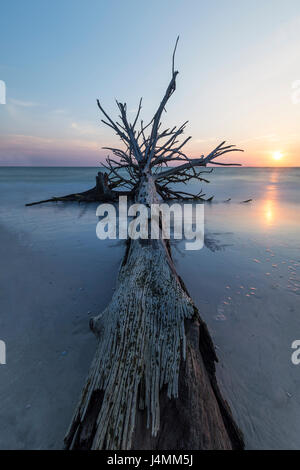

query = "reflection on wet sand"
263;169;279;226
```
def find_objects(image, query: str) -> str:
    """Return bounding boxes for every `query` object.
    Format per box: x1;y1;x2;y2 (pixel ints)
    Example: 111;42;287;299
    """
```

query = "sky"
0;0;300;167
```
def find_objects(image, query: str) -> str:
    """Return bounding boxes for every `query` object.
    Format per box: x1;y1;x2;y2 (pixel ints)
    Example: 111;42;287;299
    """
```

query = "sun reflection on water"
262;170;279;227
264;200;274;225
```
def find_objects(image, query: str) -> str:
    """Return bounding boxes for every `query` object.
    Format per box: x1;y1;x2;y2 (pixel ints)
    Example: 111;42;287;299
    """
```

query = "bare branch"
97;100;129;144
143;38;181;168
116;101;143;162
132;98;143;130
155;142;243;181
172;35;180;76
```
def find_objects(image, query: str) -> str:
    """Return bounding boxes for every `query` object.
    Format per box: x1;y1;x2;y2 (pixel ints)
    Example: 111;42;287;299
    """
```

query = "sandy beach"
0;166;300;449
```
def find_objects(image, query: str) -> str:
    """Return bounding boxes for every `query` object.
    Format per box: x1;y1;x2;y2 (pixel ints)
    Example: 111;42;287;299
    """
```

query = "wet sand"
0;224;122;449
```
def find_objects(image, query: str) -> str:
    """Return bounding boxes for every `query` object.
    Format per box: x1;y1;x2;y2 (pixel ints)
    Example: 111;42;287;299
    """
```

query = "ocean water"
0;166;299;449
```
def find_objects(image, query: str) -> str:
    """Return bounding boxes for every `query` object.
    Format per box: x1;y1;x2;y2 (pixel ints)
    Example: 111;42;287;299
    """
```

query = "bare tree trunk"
64;174;244;450
27;38;245;450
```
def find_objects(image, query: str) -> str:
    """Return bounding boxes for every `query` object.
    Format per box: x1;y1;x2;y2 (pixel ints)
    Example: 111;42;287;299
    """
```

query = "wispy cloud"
70;121;100;136
238;134;280;145
193;137;217;144
9;98;39;107
52;108;69;115
0;134;105;166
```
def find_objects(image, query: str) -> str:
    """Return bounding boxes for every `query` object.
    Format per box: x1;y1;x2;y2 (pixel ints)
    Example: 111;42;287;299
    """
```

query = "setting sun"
272;151;283;161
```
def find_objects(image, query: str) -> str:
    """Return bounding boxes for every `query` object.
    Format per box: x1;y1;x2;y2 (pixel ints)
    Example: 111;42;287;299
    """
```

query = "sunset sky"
0;0;300;167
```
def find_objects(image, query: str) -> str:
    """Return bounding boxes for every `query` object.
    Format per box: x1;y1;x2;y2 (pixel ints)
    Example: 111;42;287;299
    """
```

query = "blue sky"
0;0;300;166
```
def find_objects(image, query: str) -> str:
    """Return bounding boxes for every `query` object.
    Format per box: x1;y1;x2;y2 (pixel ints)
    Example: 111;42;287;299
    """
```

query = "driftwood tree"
28;40;245;450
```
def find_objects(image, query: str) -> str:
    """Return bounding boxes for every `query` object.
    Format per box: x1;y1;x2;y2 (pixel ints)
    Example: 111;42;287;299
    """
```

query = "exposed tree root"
25;172;133;206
